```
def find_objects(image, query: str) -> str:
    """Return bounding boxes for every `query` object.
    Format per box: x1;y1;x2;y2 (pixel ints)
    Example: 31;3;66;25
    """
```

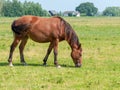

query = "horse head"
71;44;82;67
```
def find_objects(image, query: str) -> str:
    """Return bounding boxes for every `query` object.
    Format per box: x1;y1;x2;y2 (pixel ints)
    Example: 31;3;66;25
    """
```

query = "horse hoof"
43;63;47;66
23;63;27;66
21;62;27;66
9;63;13;66
57;65;61;68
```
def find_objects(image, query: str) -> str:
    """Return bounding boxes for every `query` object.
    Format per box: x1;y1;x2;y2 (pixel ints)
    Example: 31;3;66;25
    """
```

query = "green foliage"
1;0;49;17
0;0;4;16
2;0;23;17
0;17;120;89
76;2;98;16
23;1;43;16
103;7;120;16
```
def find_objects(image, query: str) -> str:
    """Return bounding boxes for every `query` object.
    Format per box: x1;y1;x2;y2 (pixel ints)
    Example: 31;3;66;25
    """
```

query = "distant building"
49;10;58;16
63;11;80;17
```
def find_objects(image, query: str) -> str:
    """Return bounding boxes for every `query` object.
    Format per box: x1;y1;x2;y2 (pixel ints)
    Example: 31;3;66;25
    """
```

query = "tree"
76;2;98;16
0;0;5;16
103;7;120;16
2;0;23;17
2;0;49;17
2;0;12;16
12;0;23;16
23;1;48;16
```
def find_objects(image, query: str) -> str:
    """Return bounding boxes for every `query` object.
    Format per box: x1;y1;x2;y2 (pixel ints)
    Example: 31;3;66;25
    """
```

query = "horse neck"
60;18;80;50
65;28;80;50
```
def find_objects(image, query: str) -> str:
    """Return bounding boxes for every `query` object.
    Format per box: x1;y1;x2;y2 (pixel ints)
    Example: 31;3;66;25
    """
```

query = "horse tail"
11;20;31;35
11;20;21;35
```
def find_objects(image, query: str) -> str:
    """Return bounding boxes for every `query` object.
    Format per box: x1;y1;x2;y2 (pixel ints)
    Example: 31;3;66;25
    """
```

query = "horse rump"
11;20;30;35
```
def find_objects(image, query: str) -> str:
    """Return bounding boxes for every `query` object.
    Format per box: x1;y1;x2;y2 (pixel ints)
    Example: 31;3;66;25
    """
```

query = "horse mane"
53;16;81;48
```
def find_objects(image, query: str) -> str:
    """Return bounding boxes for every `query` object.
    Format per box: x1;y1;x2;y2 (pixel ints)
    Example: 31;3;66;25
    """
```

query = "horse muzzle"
75;63;82;67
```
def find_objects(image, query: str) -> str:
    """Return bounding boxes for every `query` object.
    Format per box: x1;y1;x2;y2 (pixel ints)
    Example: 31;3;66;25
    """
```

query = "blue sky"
20;0;120;12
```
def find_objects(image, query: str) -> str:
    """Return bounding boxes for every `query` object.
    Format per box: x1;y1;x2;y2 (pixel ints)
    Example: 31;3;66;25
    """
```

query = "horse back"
11;15;65;42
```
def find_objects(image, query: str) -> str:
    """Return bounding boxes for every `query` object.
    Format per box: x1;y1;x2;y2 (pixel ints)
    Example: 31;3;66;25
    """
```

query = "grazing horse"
8;15;82;67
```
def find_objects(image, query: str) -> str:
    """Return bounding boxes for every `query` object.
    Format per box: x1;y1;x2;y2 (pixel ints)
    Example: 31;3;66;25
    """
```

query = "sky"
20;0;120;12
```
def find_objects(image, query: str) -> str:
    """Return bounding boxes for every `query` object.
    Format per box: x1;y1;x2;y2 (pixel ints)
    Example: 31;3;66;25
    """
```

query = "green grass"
0;16;120;90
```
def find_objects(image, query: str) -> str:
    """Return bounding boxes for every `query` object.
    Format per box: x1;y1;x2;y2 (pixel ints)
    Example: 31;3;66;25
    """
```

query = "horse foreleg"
8;37;21;66
19;36;28;65
53;39;60;67
43;42;53;66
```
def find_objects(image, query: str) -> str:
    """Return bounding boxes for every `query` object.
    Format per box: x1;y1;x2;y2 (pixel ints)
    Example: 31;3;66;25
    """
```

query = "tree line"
75;2;120;16
0;0;49;17
0;0;120;17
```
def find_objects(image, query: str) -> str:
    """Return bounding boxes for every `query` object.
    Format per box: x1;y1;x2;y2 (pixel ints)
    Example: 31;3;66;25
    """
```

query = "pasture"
0;16;120;90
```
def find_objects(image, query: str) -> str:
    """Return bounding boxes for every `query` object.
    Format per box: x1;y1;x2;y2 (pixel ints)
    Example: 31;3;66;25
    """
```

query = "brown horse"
8;15;82;67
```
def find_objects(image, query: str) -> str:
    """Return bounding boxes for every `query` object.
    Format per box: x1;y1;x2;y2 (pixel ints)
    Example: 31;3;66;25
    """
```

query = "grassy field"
0;16;120;90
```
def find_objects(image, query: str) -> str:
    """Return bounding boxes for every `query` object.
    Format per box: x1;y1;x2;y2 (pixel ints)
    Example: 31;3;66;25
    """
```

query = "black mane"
58;17;80;48
53;16;80;48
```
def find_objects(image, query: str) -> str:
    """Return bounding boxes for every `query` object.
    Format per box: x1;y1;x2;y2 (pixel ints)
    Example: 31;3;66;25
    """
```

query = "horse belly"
28;30;53;43
29;34;52;43
28;20;59;43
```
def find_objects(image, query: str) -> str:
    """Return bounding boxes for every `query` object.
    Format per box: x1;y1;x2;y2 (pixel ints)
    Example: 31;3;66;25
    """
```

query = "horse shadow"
0;62;76;68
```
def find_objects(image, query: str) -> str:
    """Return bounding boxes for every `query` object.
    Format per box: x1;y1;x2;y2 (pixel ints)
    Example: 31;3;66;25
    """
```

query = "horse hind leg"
19;36;28;65
8;36;21;66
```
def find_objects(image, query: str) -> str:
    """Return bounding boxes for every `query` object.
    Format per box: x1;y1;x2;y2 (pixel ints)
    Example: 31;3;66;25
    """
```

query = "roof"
63;11;80;15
